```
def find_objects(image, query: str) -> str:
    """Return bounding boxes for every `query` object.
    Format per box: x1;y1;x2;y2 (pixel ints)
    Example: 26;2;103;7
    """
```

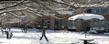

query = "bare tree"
0;0;108;29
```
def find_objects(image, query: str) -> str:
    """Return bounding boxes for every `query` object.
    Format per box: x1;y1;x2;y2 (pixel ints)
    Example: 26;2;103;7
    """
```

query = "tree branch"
26;9;43;16
30;0;61;15
0;7;28;14
0;0;25;11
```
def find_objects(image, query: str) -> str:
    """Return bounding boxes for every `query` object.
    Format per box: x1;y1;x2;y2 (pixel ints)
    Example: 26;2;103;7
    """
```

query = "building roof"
68;13;105;20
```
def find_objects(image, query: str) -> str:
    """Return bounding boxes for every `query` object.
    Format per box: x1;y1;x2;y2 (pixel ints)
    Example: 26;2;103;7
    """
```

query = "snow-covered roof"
68;13;105;20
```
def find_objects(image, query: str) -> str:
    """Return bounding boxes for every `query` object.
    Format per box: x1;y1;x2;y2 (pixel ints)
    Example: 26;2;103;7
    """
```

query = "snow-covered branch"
0;7;28;14
30;0;61;15
51;0;78;9
0;0;25;11
26;9;43;16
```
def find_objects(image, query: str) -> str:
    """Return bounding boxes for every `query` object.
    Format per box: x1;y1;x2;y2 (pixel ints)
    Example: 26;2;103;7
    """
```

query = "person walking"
4;28;13;39
40;29;49;41
40;20;49;41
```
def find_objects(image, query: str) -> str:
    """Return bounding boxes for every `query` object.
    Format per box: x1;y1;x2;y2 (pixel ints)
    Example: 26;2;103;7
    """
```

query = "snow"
1;13;6;16
57;11;73;14
55;0;64;3
68;13;105;21
0;28;109;44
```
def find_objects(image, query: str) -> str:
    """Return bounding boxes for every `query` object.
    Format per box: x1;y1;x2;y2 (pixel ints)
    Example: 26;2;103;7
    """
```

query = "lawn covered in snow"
0;28;109;44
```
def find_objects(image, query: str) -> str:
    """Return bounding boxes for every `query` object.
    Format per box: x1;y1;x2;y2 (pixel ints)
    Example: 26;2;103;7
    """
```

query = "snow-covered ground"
0;28;109;44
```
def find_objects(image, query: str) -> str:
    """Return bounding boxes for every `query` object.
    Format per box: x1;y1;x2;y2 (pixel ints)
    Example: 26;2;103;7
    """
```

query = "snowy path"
0;28;109;44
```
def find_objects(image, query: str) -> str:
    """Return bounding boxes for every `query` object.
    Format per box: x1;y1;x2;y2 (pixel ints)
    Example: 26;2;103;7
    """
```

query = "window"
92;8;109;15
85;9;92;13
